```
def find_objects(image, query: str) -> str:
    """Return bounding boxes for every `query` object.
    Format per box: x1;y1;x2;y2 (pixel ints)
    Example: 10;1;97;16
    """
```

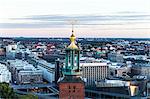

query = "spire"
70;20;76;40
71;20;74;33
67;20;79;50
62;20;81;76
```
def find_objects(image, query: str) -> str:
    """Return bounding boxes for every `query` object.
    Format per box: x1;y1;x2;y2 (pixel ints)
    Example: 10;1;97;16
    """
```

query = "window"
73;86;76;92
68;86;71;93
73;86;76;89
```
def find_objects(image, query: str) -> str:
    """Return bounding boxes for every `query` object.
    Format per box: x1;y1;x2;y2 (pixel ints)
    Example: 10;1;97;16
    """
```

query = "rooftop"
80;62;107;67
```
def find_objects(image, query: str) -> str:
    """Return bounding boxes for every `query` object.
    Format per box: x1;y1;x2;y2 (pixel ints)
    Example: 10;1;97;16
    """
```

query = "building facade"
37;60;55;83
108;51;124;63
0;63;11;83
18;70;43;84
81;63;108;86
27;56;55;83
7;59;43;84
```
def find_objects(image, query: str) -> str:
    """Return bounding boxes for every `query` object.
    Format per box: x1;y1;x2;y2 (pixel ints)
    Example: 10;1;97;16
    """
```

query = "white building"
108;62;131;78
6;44;31;60
27;55;55;83
140;64;150;78
95;79;130;87
81;62;108;86
37;59;55;83
7;59;43;84
6;44;17;52
18;69;43;84
108;51;124;63
0;63;11;83
96;79;139;97
6;44;18;59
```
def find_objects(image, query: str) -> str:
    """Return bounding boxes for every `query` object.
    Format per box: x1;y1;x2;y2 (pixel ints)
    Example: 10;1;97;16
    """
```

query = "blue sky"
0;0;150;38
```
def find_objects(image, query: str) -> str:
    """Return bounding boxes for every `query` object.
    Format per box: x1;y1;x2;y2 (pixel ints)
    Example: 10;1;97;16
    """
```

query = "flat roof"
80;63;107;67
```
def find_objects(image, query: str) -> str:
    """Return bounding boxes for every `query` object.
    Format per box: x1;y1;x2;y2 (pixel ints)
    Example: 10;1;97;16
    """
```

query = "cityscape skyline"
0;0;150;38
1;0;150;98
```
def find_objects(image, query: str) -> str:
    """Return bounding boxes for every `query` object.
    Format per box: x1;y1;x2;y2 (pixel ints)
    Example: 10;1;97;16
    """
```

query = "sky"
0;0;150;38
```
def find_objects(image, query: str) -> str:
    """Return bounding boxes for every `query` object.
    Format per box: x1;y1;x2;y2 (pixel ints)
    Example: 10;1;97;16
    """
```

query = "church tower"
58;24;85;99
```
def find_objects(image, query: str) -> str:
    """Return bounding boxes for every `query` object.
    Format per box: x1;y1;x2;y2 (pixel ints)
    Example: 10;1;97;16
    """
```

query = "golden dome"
67;32;79;49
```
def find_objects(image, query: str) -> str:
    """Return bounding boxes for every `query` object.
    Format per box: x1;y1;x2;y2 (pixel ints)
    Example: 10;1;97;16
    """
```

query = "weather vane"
68;20;78;33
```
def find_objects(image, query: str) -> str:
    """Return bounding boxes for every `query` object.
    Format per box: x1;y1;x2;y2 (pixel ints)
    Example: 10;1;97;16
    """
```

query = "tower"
55;59;61;84
58;22;85;99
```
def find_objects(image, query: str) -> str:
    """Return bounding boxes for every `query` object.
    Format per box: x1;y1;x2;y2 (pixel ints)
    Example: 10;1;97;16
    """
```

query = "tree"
0;82;38;99
0;82;17;99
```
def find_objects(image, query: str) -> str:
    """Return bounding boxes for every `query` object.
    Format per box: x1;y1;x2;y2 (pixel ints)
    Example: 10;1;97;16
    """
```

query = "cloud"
0;13;150;29
0;22;68;28
13;14;150;21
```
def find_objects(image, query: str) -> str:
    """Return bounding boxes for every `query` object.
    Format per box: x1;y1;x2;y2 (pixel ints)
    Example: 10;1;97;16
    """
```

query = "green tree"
0;82;17;99
0;82;38;99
